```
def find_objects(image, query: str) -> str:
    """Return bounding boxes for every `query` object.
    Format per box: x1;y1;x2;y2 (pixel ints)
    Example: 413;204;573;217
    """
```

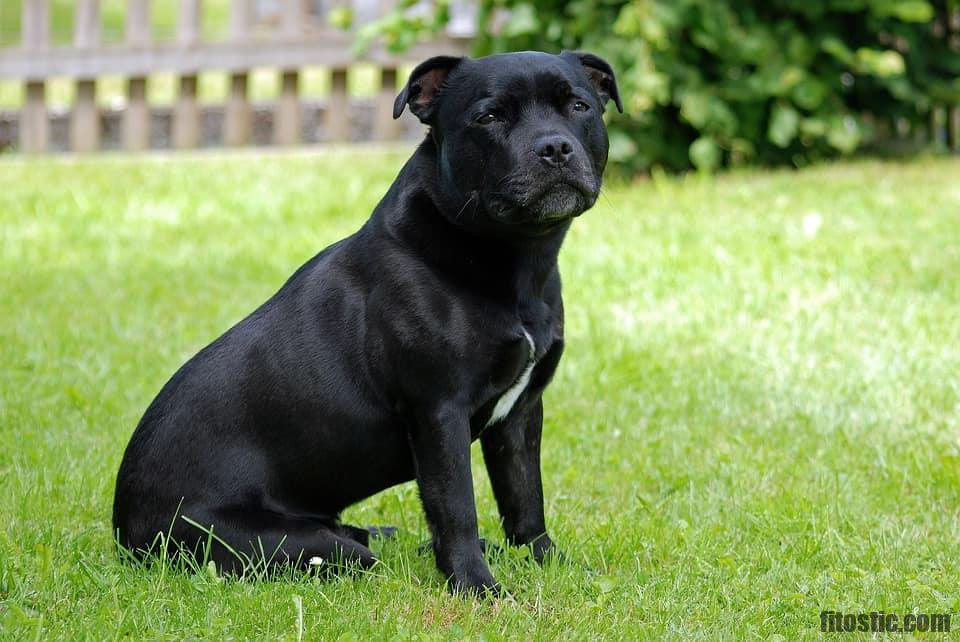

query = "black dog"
113;50;621;595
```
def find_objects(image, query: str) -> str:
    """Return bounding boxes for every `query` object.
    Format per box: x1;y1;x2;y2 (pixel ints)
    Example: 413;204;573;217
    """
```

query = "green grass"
1;151;959;639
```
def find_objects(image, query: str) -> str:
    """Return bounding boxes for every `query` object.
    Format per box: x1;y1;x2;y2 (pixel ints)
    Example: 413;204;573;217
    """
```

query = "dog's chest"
485;328;537;427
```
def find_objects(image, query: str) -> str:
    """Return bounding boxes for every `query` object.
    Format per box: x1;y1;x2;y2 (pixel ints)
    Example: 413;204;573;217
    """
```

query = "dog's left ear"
393;56;464;123
560;51;623;113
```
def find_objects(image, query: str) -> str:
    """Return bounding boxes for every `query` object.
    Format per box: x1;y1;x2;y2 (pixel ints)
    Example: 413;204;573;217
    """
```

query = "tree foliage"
363;0;960;172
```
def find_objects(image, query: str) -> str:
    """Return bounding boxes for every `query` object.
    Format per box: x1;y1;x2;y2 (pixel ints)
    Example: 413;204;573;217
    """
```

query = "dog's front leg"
408;406;500;596
480;399;559;563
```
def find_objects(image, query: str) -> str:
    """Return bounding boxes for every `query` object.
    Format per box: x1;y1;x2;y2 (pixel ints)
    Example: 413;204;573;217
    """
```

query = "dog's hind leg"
364;525;399;540
171;508;377;576
331;523;400;544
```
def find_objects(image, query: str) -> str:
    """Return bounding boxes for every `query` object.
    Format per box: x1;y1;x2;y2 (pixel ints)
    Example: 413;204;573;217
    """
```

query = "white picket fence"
0;0;473;152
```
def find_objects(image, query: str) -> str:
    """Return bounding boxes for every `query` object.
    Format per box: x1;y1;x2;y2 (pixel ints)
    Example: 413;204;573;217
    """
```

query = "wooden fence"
0;0;472;153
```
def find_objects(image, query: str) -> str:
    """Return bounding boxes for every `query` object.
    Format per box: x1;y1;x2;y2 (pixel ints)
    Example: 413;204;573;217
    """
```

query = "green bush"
368;0;960;172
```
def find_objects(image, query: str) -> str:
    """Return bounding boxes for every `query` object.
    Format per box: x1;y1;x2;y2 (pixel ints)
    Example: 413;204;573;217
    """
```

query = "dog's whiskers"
599;187;613;207
454;193;477;221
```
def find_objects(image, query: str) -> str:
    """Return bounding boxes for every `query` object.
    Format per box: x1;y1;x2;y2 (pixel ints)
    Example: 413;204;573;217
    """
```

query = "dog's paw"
439;552;503;599
480;537;504;558
529;534;564;565
366;525;399;540
448;566;503;599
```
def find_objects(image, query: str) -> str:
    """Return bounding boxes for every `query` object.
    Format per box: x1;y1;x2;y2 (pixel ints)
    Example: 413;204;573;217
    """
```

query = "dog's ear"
393;56;464;123
560;51;623;113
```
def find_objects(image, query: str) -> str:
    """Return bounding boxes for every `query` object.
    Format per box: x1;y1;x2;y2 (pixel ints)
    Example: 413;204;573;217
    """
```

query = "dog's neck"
374;139;569;300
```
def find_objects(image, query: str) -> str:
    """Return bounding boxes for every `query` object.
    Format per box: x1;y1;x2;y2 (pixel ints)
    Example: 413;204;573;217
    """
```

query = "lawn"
1;151;959;639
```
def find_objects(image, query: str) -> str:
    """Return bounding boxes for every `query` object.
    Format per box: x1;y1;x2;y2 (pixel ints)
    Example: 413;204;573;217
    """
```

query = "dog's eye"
572;100;590;112
476;112;500;125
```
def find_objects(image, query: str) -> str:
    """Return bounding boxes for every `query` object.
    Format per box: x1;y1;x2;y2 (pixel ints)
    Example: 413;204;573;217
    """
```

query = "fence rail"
0;0;472;153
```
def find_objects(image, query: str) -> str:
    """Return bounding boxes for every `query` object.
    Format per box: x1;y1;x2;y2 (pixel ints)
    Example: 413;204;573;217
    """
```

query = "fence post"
276;71;301;146
929;107;937;146
71;0;102;153
174;0;201;149
274;0;303;146
948;105;960;153
224;0;253;146
21;0;50;153
323;0;351;143
374;67;400;142
372;0;400;142
326;69;349;143
124;0;152;151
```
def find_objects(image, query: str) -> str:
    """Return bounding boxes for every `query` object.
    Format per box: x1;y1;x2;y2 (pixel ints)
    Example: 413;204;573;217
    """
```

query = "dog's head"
395;51;622;235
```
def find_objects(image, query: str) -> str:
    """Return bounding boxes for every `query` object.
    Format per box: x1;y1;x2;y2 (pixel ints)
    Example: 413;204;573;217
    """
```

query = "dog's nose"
535;135;575;167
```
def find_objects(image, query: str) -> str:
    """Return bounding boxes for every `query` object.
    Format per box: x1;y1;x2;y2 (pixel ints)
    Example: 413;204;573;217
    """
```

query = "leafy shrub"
363;0;960;172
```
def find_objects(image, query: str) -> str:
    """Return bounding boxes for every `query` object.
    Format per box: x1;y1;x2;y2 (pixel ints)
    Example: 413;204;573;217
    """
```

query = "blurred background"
1;5;959;638
0;0;958;171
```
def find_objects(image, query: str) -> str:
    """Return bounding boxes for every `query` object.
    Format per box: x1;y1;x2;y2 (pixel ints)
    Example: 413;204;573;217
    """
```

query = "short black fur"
113;50;621;596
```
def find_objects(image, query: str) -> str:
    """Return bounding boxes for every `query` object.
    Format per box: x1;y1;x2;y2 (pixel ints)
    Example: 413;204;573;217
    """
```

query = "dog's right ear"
393;56;464;123
560;51;623;113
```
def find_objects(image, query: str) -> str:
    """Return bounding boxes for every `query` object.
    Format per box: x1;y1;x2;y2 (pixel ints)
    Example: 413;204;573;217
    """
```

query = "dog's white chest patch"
485;328;536;427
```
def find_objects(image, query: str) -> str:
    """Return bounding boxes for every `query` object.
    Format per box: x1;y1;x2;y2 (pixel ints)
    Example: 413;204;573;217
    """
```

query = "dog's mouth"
528;183;593;220
487;178;597;225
